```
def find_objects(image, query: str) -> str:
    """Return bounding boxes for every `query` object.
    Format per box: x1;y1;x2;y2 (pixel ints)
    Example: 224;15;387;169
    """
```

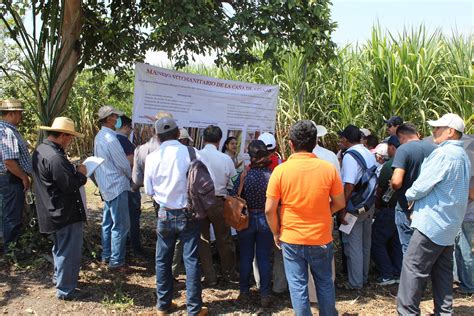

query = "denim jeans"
282;241;337;316
371;208;402;279
101;191;130;267
237;211;273;296
341;215;372;288
395;204;414;254
156;207;202;315
0;174;25;253
53;221;84;298
454;221;474;293
128;190;142;252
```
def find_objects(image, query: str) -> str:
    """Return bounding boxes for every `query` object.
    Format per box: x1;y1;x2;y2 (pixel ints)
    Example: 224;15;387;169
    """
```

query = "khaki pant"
199;199;236;283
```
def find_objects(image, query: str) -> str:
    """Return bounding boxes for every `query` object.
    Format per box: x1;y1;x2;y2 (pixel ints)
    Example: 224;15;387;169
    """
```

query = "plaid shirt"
0;120;32;174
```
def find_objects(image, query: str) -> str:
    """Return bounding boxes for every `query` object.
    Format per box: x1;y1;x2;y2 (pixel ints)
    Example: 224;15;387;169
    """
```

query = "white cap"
179;128;193;142
315;125;328;137
258;132;276;150
427;113;465;133
374;143;388;158
360;128;371;137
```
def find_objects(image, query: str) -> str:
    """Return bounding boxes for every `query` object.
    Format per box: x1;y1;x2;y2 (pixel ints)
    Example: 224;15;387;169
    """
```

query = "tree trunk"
49;0;82;124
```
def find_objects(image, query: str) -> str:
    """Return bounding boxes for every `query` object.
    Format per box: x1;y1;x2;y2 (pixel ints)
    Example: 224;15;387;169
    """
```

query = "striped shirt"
94;127;131;201
0;120;32;174
407;140;471;246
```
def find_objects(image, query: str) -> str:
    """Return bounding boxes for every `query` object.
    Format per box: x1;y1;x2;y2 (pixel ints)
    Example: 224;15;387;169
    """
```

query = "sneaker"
197;306;209;316
57;289;91;301
157;301;178;315
261;295;272;308
237;292;250;304
376;277;397;286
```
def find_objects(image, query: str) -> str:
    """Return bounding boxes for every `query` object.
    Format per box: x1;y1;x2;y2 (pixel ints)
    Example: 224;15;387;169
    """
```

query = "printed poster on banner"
132;63;279;156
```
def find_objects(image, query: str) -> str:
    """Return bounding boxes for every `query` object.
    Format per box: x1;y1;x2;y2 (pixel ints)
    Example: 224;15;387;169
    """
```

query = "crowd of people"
0;98;473;316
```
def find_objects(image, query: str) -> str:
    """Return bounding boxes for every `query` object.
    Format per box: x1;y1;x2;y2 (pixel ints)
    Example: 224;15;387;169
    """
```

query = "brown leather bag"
223;170;249;231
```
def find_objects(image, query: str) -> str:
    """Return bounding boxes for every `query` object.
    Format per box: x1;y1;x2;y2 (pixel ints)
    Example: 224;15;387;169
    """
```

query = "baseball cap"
427;113;465;133
387;135;401;148
179;128;194;142
360;128;371;137
374;143;388;159
248;140;269;159
155;117;178;135
98;105;123;120
258;132;276;150
338;125;362;143
384;116;403;126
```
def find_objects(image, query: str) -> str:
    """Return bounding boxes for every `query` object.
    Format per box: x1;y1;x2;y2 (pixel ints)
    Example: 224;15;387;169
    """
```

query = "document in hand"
82;156;105;177
338;213;358;235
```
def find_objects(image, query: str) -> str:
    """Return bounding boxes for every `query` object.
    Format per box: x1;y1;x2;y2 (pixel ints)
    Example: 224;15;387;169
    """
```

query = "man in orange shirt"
265;120;345;316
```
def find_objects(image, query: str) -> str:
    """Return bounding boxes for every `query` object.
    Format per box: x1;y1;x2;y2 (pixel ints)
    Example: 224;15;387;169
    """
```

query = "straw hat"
179;128;194;142
1;99;24;111
40;117;84;138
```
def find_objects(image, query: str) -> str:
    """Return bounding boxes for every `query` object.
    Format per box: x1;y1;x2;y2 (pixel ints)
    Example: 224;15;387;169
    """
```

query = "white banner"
132;63;279;153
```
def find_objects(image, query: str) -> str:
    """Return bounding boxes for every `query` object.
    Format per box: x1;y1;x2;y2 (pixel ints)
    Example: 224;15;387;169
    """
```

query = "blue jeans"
156;208;202;315
282;241;337;316
53;222;84;298
341;215;372;288
454;221;474;293
0;174;25;253
371;208;402;279
101;191;130;267
237;211;273;296
128;191;142;251
395;204;414;254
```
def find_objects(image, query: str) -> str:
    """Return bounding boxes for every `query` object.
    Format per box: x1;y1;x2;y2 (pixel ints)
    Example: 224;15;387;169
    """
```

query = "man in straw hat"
0;99;32;254
94;105;132;272
32;117;89;300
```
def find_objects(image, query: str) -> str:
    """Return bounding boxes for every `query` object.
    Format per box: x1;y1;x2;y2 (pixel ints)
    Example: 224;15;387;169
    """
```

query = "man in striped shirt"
94;105;132;271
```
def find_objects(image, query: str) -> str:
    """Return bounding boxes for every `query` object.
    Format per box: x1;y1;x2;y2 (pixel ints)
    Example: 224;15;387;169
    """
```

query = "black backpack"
186;146;217;220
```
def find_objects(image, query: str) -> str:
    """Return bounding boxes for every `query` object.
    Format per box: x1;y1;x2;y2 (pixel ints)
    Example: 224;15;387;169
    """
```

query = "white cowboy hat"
40;117;84;138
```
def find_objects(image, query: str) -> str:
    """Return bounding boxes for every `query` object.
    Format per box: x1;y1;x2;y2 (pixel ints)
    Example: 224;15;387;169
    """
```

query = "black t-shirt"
392;140;436;210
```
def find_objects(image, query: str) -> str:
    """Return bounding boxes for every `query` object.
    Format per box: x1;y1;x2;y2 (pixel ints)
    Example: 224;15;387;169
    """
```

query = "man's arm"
330;192;345;214
391;168;405;190
4;159;30;191
51;157;87;194
405;154;446;202
265;197;281;248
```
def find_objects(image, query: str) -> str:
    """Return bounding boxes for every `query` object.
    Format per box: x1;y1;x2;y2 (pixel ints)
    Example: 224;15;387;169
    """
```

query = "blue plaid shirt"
407;140;471;246
0;120;32;174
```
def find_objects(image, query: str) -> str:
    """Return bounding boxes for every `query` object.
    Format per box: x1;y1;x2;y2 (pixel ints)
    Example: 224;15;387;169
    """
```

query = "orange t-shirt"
266;152;343;245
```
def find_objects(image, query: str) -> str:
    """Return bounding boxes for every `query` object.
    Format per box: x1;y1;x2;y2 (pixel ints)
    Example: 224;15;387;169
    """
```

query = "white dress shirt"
144;140;197;209
199;144;237;197
313;145;341;175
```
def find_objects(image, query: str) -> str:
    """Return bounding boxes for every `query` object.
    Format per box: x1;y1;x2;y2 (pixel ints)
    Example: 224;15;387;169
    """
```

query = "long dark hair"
250;156;272;168
222;136;237;153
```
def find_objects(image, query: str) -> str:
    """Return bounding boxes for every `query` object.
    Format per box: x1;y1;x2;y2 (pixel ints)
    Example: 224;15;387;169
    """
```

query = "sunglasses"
387;124;393;128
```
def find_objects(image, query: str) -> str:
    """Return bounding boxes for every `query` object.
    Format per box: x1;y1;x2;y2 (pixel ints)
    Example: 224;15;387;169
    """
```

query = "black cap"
387;135;401;148
338;124;362;143
384;116;403;126
248;140;269;159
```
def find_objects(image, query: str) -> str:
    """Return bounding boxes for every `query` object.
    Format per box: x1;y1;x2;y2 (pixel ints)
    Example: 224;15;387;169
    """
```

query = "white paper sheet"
82;156;104;177
338;213;358;234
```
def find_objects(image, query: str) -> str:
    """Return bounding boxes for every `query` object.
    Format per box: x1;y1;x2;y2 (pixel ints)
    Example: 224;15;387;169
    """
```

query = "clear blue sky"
331;0;473;45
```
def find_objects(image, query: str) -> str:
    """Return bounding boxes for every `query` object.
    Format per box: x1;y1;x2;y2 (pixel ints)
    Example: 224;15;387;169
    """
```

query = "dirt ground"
1;182;473;315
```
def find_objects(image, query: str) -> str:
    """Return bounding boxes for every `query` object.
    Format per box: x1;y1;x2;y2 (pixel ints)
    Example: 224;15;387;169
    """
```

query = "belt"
163;207;187;211
0;172;7;176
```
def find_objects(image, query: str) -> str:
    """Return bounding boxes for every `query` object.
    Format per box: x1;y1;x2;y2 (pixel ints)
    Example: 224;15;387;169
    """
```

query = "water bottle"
25;189;35;205
382;187;395;203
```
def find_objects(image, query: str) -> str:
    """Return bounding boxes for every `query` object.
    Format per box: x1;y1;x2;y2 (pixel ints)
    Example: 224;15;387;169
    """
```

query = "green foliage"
102;283;135;311
80;0;337;73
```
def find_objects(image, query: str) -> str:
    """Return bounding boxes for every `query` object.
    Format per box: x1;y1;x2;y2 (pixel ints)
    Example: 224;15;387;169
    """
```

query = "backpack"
344;149;378;214
186;146;217;220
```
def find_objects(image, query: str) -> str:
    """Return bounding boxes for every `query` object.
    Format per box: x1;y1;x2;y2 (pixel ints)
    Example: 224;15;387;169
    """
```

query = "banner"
132;63;279;153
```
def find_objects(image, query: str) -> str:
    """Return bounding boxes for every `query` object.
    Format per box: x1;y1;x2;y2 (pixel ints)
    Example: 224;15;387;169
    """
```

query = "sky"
147;0;473;65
